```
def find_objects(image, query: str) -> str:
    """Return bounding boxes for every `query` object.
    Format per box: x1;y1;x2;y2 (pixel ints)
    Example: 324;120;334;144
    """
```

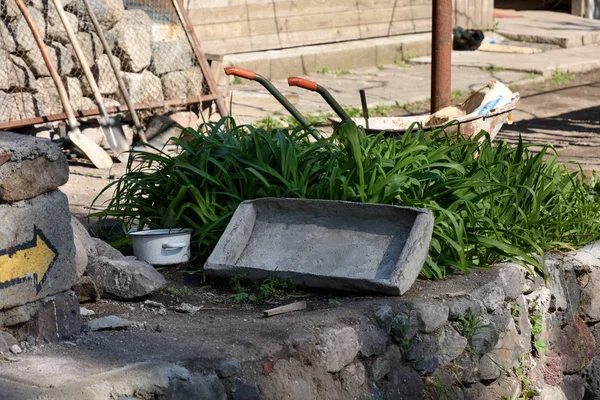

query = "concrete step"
222;33;432;81
410;44;600;78
496;10;600;48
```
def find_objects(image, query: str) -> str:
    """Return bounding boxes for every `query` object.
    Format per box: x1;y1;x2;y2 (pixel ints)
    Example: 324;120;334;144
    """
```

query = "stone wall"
0;132;79;343
0;0;203;125
209;242;600;399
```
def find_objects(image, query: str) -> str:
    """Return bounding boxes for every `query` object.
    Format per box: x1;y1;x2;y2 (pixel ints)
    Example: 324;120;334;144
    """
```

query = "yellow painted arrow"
0;228;56;292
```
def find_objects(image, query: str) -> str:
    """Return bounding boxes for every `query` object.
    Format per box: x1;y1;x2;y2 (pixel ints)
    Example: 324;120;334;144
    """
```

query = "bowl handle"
162;242;187;250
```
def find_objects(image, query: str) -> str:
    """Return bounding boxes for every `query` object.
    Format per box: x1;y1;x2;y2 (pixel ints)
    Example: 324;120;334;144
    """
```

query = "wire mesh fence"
0;0;214;130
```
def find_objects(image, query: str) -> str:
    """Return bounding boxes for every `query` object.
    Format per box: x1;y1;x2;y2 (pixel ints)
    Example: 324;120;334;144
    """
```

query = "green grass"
231;76;243;85
451;90;465;103
394;60;411;68
230;275;304;304
93;119;600;279
377;65;384;71
491;19;500;32
318;67;351;76
480;65;505;73
551;68;574;85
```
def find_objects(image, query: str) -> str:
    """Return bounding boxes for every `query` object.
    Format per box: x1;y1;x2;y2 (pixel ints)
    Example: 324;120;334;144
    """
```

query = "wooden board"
186;0;435;54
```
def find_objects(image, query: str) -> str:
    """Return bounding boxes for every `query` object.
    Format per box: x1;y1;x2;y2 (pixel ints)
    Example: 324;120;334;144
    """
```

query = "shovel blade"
99;116;130;163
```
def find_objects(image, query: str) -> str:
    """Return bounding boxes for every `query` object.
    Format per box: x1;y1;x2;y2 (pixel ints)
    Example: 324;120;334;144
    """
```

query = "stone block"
0;54;37;92
487;376;521;399
405;325;467;373
65;0;124;30
73;275;100;303
161;68;204;101
95;54;119;95
371;345;401;381
470;325;499;355
151;40;194;76
579;268;600;322
47;10;78;45
487;318;528;371
0;301;41;327
123;70;164;104
413;301;449;333
314;327;360;373
161;71;191;101
205;199;434;295
340;362;368;399
13;291;80;342
543;350;563;386
553;315;595;374
84;315;131;331
259;358;341;400
24;41;74;78
383;365;423;400
0;21;15;53
34;77;63;116
356;315;388;357
374;304;393;333
537;384;567;400
463;382;493;400
10;7;46;53
231;378;260;400
561;374;585;400
8;92;37;121
453;352;479;384
0;189;76;310
215;359;241;378
109;10;152;72
478;354;501;380
66;32;103;70
0;133;68;202
86;256;166;300
0;331;18;353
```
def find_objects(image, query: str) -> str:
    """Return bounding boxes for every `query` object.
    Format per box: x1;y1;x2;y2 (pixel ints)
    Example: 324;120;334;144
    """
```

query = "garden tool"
287;77;351;122
16;0;112;169
359;89;370;130
224;66;321;140
50;0;130;163
80;0;148;143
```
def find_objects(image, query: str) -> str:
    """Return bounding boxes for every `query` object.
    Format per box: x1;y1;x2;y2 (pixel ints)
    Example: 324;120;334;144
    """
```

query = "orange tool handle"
288;77;318;91
224;66;255;80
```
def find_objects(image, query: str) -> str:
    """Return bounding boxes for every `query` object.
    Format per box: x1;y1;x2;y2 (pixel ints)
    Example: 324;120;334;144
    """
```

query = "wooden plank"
192;5;431;41
263;301;307;317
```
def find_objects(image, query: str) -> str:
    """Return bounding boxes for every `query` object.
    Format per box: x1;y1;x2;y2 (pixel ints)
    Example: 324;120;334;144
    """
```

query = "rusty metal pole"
431;0;453;113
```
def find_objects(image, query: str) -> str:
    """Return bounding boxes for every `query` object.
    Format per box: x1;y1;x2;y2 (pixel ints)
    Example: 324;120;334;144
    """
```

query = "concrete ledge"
497;10;600;49
223;33;431;81
410;44;600;78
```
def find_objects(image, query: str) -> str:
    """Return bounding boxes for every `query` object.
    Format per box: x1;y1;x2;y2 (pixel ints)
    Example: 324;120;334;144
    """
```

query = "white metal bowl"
129;228;193;265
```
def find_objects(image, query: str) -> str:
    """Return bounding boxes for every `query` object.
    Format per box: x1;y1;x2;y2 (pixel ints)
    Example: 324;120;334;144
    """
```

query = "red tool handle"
224;66;255;80
288;77;318;91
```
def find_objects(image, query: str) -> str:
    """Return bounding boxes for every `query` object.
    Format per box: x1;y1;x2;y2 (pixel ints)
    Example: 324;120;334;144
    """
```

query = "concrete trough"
205;198;434;295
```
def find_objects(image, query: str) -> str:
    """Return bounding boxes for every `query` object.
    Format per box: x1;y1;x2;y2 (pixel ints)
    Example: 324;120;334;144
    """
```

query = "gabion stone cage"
0;0;224;130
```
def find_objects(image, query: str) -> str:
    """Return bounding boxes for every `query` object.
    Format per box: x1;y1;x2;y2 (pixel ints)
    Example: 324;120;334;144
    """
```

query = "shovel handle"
288;77;317;91
223;66;321;140
224;66;255;81
288;77;351;121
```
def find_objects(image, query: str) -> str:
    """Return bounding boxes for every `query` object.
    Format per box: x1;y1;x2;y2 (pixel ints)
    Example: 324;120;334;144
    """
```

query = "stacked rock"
0;132;79;343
